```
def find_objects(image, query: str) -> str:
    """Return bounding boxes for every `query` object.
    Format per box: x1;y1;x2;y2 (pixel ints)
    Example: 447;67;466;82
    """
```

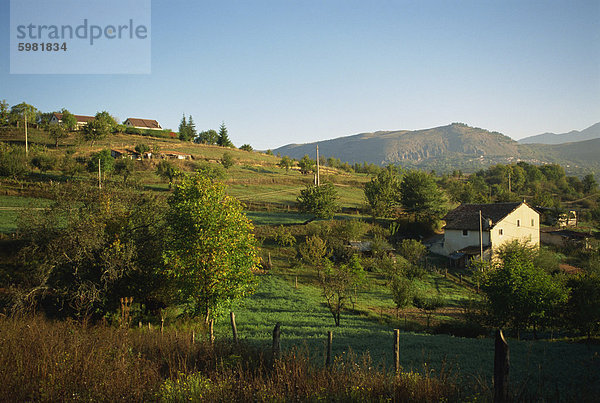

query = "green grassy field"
0;196;53;233
215;274;600;400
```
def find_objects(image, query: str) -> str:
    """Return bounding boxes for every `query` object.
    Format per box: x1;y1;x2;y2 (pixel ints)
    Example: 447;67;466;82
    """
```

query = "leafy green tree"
217;122;234;148
16;185;169;320
94;111;117;131
83;112;115;144
31;152;57;172
114;158;136;185
86;150;115;174
582;174;597;194
48;124;68;148
397;239;427;266
566;274;600;340
317;254;365;326
297;183;339;219
194;161;226;180
9;102;38;126
297;234;329;268
400;170;448;222
477;241;568;337
277;155;293;172
390;275;414;316
60;109;78;131
0;99;9;126
0;144;29;179
156;160;179;189
163;175;259;321
59;153;83;179
134;143;151;155
195;129;219;145
364;165;402;217
239;144;253;152
297;154;315;175
220;152;235;169
413;294;444;329
273;225;296;248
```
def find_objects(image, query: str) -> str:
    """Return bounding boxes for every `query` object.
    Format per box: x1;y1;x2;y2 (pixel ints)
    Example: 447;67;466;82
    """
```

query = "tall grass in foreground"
0;316;457;402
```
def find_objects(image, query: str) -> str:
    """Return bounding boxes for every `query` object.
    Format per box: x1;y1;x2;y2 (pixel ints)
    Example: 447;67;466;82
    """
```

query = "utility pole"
24;111;28;156
479;210;483;261
316;145;320;186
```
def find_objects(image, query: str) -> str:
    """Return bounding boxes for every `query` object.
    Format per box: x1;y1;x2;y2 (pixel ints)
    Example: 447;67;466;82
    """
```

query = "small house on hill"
50;112;95;129
541;229;591;249
161;151;192;160
123;118;162;130
111;149;140;159
440;201;539;265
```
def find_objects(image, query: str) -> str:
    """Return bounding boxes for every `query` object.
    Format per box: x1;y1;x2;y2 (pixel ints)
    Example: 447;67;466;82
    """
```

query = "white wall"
490;204;539;251
443;229;490;256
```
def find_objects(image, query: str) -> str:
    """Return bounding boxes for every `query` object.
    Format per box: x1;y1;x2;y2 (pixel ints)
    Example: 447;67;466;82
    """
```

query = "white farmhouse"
440;202;539;265
49;112;95;130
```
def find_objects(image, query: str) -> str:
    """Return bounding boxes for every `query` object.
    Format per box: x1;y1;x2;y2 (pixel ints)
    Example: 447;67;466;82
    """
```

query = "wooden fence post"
326;331;333;368
209;319;214;345
394;329;400;374
230;312;238;344
494;329;510;403
295;276;298;289
272;323;281;361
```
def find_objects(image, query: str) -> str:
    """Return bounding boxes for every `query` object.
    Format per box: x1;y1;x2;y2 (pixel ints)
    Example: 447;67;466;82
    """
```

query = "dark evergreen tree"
217;122;234;148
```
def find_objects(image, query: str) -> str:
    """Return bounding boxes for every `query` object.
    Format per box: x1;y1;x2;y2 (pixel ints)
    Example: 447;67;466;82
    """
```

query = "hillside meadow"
1;127;599;401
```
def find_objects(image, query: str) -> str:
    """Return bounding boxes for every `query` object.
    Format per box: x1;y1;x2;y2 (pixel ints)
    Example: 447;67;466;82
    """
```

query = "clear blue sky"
1;0;599;149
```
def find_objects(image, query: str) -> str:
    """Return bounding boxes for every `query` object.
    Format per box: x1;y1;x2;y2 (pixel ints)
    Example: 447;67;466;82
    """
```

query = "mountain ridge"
273;122;600;176
518;122;600;144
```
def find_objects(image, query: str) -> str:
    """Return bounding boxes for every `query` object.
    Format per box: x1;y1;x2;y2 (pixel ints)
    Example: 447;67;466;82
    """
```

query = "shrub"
0;144;28;179
31;153;57;172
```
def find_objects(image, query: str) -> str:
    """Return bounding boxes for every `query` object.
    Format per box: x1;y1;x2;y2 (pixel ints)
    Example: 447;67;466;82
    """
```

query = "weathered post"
326;331;333;368
295;276;298;289
230;312;238;343
394;329;400;374
272;323;281;361
209;319;215;345
267;252;272;269
191;330;195;345
494;329;510;403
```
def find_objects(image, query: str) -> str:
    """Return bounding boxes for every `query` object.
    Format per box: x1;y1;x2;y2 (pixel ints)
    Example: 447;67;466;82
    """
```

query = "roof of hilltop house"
444;202;526;231
53;112;95;123
124;118;161;129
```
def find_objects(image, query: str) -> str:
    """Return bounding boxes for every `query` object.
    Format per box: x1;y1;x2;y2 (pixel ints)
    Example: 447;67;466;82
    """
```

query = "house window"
499;229;503;236
462;229;468;236
517;220;520;227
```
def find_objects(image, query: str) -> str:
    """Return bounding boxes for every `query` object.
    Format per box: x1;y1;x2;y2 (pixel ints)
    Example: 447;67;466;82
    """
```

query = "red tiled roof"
125;118;161;129
53;112;95;123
